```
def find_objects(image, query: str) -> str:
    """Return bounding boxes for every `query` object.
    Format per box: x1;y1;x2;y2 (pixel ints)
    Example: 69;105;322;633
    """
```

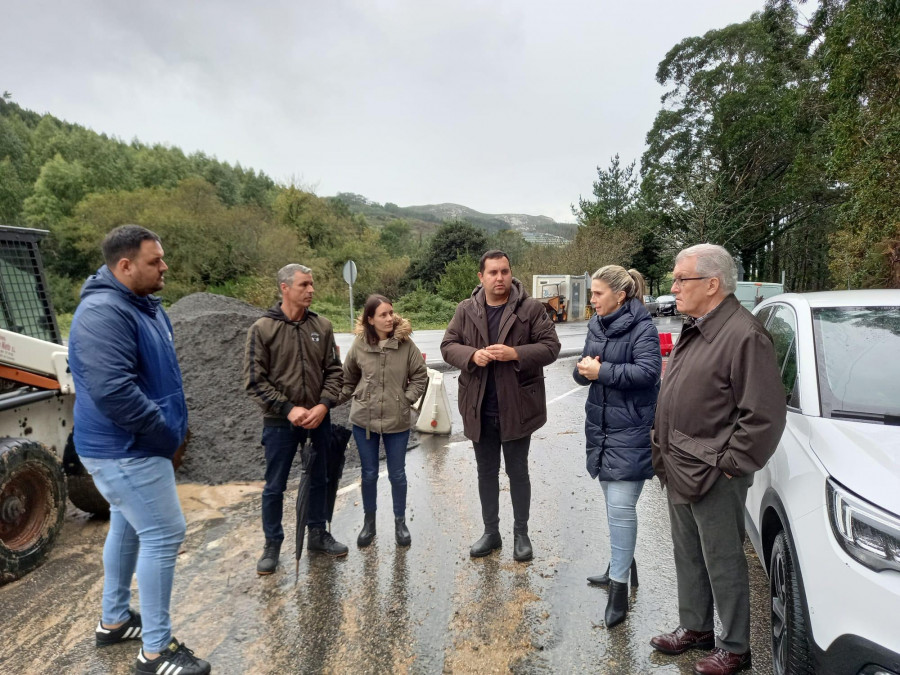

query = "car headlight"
827;478;900;573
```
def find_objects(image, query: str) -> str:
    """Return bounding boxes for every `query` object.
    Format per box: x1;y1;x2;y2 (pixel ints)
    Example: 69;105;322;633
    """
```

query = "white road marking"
547;385;584;406
335;469;388;496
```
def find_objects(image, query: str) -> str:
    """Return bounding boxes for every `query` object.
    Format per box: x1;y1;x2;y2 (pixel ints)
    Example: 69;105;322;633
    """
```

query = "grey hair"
277;263;312;288
675;244;737;294
592;265;647;301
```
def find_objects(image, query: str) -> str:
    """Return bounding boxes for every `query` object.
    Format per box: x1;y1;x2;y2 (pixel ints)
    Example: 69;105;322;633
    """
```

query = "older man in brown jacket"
441;250;560;562
650;244;786;675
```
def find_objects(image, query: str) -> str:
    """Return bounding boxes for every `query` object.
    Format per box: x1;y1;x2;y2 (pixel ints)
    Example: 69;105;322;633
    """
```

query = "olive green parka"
339;314;428;437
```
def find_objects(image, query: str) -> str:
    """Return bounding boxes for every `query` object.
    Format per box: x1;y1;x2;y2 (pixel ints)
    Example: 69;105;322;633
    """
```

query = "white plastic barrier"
413;368;452;435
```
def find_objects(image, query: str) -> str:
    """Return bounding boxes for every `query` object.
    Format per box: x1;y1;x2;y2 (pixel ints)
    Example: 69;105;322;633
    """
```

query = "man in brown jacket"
441;250;560;562
243;263;347;575
650;244;786;675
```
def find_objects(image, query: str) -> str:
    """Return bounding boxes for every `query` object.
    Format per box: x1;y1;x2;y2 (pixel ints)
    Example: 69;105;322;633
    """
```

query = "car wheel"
770;530;814;675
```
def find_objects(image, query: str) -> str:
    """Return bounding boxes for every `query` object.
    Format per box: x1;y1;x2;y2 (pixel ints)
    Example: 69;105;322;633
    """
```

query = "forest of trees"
1;0;897;330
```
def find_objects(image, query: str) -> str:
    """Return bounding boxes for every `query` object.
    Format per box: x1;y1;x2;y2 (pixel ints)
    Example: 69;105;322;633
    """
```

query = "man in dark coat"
441;250;560;562
243;263;347;575
650;244;786;675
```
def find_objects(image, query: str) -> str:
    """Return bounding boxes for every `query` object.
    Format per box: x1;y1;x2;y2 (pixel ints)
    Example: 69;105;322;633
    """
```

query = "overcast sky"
4;0;768;223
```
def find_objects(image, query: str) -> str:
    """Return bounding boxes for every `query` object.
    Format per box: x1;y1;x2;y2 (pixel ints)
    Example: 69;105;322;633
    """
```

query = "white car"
745;290;900;675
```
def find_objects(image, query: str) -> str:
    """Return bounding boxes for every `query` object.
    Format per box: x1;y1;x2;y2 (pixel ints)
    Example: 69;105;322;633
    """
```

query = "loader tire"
0;438;67;585
62;433;109;518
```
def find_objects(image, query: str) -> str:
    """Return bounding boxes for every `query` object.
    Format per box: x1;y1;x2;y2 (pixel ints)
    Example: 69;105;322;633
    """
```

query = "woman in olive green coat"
340;295;428;547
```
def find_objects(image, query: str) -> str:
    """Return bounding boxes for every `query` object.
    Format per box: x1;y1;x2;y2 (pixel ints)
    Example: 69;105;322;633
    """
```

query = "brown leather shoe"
692;648;751;675
650;626;716;655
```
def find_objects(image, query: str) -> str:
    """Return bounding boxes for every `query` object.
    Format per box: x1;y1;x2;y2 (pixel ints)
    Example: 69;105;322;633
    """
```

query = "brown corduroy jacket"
651;294;787;503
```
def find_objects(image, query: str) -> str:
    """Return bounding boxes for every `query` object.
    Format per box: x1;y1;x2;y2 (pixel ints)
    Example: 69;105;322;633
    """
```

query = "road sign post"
342;260;358;326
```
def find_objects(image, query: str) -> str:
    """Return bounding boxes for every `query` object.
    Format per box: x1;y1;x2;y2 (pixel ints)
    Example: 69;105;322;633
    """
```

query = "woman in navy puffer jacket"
573;265;661;628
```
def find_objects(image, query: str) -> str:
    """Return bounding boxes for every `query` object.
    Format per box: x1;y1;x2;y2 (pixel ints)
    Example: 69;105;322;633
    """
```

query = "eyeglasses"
671;276;710;287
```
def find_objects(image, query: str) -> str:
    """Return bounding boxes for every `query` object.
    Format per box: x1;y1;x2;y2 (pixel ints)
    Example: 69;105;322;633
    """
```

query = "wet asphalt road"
0;317;775;675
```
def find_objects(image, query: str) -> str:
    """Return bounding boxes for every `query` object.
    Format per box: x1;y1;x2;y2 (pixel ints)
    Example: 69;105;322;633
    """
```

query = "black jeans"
261;413;332;541
472;416;531;535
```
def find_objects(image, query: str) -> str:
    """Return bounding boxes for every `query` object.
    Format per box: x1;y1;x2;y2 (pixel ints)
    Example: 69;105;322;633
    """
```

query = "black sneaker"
95;608;142;647
135;637;211;675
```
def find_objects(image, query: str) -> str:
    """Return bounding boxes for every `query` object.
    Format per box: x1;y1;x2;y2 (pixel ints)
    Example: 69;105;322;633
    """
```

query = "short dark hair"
101;225;161;267
361;294;392;346
479;249;510;273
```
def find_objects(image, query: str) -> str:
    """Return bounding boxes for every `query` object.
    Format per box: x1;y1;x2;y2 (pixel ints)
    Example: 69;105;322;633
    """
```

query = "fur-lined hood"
352;313;413;344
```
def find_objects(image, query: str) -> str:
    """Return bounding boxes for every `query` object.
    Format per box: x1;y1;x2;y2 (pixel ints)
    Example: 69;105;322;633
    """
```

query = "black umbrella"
326;424;352;525
294;441;315;581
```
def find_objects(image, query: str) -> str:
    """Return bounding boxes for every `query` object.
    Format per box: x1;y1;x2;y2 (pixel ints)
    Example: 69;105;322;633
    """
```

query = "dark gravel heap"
168;292;355;484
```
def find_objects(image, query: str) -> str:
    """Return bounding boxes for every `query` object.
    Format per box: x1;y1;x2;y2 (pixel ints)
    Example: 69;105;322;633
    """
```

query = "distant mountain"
333;193;576;241
406;203;559;231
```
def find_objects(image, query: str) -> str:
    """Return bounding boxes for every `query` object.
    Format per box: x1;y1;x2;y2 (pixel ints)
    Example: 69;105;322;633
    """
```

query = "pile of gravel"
168;293;355;485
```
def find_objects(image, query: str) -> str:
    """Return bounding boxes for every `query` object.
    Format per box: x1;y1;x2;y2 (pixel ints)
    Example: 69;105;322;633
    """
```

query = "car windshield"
658;295;674;302
813;306;900;419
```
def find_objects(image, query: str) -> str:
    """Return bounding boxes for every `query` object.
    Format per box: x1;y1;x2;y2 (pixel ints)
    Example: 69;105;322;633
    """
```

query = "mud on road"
0;358;775;674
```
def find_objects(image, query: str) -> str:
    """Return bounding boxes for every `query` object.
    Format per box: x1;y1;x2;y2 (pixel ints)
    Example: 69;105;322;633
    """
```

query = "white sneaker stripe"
163;662;178;675
173;667;184;675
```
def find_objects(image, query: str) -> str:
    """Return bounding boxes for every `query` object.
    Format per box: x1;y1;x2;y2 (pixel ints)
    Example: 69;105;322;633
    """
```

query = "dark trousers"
667;473;752;654
472;416;531;535
261;414;332;541
352;425;409;517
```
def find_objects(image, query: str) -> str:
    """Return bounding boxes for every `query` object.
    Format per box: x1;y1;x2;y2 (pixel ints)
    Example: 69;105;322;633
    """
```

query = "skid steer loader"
0;225;108;585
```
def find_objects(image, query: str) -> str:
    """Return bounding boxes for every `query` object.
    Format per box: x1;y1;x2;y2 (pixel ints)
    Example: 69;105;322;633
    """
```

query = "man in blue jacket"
69;225;210;675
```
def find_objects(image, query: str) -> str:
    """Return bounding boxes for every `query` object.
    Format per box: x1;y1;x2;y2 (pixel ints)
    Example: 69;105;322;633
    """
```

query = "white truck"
1;225;108;585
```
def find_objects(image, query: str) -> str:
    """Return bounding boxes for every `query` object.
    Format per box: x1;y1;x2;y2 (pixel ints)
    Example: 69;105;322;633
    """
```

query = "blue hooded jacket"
573;297;661;481
69;266;187;460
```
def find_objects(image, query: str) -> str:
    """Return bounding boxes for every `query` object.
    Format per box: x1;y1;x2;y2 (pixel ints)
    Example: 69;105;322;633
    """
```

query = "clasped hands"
471;344;518;367
576;355;602;380
288;403;327;429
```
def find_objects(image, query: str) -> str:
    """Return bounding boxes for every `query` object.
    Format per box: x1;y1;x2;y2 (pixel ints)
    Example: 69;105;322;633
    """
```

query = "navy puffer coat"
573;297;661;481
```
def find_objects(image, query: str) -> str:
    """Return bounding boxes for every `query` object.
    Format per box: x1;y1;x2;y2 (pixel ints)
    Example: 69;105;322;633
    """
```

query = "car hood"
808;417;900;517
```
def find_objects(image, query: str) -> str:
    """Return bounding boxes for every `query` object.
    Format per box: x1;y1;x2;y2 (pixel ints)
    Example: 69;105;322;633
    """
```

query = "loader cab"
0;226;62;345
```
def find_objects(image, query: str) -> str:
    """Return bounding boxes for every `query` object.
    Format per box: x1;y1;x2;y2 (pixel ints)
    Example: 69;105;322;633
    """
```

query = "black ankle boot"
256;539;281;575
469;532;502;558
394;517;411;546
357;513;376;547
308;528;349;557
604;580;629;627
588;559;638;587
587;563;610;586
513;533;533;561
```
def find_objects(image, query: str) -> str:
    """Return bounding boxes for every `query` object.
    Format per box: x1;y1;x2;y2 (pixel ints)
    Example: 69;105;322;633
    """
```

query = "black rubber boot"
307;528;349;557
394;517;411;547
587;559;638;587
256;539;281;575
604;580;629;628
469;532;502;558
357;513;376;547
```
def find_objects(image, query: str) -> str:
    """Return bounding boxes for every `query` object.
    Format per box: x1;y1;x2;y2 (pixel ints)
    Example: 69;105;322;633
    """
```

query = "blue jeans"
600;479;645;583
261;415;331;541
80;455;187;654
352;425;409;516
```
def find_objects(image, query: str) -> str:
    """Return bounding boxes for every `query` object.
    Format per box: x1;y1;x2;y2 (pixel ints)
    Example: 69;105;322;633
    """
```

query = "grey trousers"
667;473;752;654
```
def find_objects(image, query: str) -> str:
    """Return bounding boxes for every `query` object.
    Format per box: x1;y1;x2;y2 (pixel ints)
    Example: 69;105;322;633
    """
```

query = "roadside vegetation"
2;0;897;334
